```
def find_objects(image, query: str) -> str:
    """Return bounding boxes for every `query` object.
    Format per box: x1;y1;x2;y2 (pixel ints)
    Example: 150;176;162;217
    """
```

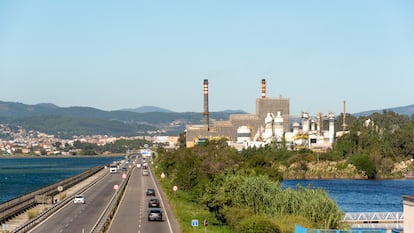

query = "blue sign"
191;219;198;227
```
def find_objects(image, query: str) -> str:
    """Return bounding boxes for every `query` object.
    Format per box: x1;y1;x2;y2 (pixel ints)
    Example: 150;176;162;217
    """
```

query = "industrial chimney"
203;79;209;131
261;79;266;99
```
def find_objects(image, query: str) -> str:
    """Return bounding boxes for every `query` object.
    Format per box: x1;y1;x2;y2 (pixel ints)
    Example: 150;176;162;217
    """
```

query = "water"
282;179;414;212
0;156;123;204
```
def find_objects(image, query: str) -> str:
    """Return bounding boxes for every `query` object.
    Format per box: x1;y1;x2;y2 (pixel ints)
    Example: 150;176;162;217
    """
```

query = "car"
146;188;155;196
73;194;85;204
148;198;160;207
142;169;149;176
147;208;162;221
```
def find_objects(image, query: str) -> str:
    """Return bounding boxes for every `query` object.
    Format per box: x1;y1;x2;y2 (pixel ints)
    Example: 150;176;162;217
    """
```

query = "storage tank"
292;122;300;135
264;113;274;140
237;126;251;143
274;111;284;142
302;112;310;133
328;112;335;144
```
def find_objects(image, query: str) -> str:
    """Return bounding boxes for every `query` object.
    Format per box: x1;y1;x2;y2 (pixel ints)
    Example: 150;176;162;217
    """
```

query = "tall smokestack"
261;79;266;99
342;100;347;131
203;79;209;130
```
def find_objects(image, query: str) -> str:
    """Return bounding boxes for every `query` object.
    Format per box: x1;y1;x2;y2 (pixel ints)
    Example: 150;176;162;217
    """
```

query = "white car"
74;194;85;204
142;169;149;176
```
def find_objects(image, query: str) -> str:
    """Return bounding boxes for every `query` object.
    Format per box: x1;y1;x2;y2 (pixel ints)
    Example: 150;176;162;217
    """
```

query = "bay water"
282;179;414;212
0;156;123;204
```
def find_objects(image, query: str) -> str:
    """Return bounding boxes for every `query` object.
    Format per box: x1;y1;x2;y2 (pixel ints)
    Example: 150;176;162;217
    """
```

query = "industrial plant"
185;79;347;151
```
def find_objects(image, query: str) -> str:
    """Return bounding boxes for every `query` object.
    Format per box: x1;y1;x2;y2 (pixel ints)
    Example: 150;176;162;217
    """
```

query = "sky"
0;1;413;116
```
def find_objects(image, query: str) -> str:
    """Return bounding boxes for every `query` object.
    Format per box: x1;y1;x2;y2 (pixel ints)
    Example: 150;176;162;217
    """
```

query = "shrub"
27;209;39;219
239;215;281;233
349;154;376;178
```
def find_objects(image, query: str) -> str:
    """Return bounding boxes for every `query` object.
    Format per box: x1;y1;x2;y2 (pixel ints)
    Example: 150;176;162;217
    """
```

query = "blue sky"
0;1;413;116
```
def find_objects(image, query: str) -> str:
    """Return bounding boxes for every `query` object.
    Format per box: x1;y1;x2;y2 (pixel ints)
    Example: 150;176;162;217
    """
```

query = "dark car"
148;198;160;207
146;188;155;196
147;208;162;221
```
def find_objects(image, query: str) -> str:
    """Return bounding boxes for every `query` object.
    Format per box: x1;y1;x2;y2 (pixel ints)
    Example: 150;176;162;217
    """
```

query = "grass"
27;209;39;220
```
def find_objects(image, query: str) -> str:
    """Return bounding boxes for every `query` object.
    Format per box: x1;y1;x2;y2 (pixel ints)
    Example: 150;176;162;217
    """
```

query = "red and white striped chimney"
203;79;209;130
261;79;266;99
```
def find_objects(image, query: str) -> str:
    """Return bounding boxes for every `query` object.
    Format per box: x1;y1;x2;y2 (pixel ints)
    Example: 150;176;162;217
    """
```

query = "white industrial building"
229;111;338;152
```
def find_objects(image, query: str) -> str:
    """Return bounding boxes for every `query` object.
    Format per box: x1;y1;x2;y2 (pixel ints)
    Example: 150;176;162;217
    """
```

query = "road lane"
108;161;181;233
107;167;143;233
29;170;125;233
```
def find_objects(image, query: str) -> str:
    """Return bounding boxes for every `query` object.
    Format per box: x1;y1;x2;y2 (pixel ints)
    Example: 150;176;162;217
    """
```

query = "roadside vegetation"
154;111;414;232
154;141;346;233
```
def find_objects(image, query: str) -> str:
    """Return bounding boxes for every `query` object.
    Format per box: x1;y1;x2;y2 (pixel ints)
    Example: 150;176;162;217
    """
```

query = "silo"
237;126;252;143
328;112;335;144
302;112;310;133
274;111;284;142
292;122;300;135
264;112;274;140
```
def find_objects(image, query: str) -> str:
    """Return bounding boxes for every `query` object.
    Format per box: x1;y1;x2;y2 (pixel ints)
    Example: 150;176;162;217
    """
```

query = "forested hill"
0;101;244;138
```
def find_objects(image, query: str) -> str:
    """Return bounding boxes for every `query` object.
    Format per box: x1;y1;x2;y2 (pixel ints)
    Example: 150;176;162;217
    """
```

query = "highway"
28;157;181;233
29;168;123;233
108;162;180;233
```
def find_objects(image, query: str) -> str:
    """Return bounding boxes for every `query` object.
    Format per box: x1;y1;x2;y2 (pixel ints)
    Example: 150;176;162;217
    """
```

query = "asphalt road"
108;160;181;233
29;167;126;233
28;157;181;233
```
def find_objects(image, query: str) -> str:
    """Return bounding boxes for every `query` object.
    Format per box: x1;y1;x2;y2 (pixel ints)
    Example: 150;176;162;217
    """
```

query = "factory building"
185;79;341;151
185;79;290;148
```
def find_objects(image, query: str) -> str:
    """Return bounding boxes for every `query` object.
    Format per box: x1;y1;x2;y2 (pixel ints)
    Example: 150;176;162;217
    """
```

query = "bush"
239;215;281;233
27;209;39;219
349;154;376;178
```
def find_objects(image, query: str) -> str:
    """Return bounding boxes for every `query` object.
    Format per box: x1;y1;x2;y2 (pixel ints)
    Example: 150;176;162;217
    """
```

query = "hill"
1;100;413;138
353;104;414;117
0;101;243;138
120;106;175;113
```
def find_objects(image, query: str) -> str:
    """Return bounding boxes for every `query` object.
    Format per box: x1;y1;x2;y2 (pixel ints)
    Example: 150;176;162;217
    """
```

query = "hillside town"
0;124;179;156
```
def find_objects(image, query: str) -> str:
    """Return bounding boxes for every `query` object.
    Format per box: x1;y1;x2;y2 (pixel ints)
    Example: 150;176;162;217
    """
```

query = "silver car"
147;208;162;221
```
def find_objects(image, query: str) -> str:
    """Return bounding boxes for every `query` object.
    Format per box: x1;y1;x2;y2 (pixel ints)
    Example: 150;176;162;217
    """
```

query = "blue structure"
294;225;400;233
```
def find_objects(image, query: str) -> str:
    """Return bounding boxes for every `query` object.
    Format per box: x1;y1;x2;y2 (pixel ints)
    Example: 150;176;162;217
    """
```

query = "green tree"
349;154;376;179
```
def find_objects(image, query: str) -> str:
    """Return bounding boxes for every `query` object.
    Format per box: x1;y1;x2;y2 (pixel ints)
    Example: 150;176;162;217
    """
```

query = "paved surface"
29;169;123;233
108;161;181;233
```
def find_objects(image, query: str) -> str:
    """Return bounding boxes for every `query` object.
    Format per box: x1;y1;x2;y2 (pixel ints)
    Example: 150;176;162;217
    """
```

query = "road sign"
173;185;178;192
203;219;208;227
191;219;198;227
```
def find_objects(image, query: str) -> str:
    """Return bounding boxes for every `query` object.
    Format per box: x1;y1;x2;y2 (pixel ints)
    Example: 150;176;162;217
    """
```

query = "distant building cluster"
186;79;348;151
0;124;179;155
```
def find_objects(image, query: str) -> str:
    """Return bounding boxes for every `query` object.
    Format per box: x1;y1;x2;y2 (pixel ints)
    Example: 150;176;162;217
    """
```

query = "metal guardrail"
12;166;108;233
343;212;404;223
0;166;104;226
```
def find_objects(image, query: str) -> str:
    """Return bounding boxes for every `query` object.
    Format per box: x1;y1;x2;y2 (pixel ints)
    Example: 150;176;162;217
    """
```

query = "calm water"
0;156;123;203
282;179;414;212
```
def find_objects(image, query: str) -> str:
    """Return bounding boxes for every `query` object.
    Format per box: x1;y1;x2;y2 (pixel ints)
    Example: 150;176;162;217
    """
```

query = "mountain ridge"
0;100;413;138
